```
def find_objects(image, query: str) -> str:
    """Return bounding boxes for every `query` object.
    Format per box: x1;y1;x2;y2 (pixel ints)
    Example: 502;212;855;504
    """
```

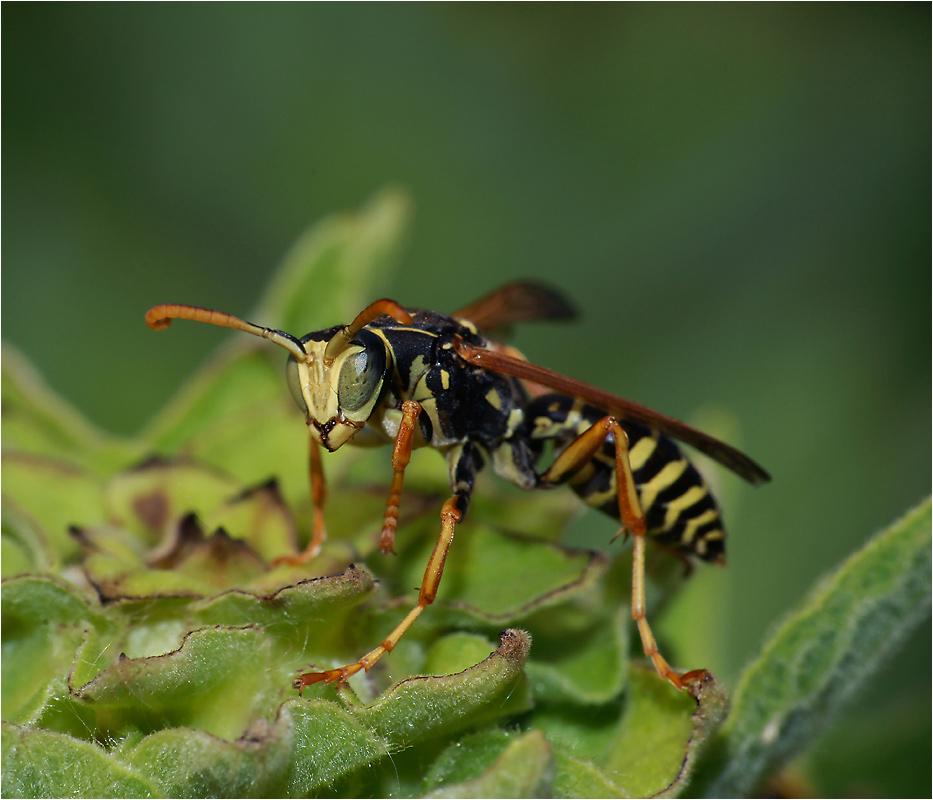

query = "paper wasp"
146;282;769;693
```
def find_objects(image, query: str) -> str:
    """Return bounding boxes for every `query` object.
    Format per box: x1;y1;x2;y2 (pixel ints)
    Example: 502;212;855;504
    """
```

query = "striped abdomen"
523;395;726;562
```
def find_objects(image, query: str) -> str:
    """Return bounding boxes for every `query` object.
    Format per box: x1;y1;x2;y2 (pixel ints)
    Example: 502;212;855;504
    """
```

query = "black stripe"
631;438;668;485
650;466;699;508
694;521;726;562
664;492;718;534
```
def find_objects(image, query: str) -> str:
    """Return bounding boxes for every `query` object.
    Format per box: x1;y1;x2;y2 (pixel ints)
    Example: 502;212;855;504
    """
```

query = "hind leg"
540;416;709;692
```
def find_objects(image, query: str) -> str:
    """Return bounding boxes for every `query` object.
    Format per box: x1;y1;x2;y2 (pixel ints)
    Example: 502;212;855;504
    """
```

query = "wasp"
146;282;769;693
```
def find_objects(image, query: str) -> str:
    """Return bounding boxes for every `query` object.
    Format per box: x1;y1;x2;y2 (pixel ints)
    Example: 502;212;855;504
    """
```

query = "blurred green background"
3;5;929;795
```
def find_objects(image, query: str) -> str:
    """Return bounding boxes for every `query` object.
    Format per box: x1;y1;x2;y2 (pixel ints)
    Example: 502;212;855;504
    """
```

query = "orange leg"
543;416;709;692
307;436;328;554
379;400;422;555
273;434;328;566
295;495;462;691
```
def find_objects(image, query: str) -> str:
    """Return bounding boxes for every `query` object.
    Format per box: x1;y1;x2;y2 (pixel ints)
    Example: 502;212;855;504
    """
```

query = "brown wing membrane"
453;339;771;486
452;281;576;333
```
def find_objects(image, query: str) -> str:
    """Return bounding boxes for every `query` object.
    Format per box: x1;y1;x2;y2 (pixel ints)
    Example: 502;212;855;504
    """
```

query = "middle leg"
379;400;423;555
295;495;463;690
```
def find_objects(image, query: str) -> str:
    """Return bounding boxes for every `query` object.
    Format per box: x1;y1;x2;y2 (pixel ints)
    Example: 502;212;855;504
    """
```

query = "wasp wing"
451;281;577;334
453;339;771;486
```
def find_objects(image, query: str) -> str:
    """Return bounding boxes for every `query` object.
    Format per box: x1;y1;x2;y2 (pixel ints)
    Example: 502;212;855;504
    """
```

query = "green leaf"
351;629;534;747
107;466;297;562
141;348;287;453
74;626;288;741
398;524;607;624
423;729;555;798
1;577;107;722
551;751;629;799
2;723;159;799
1;346;108;463
422;631;500;675
2;503;55;576
701;498;932;798
605;669;727;798
1;345;142;476
117;700;390;798
104;459;241;542
189;564;377;634
537;667;728;799
2;454;107;564
1;574;103;629
524;604;629;705
254;186;411;331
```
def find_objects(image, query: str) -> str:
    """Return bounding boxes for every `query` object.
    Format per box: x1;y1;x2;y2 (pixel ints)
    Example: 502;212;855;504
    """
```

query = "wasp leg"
273;435;328;566
306;436;328;555
380;400;422;555
295;495;463;691
541;416;709;693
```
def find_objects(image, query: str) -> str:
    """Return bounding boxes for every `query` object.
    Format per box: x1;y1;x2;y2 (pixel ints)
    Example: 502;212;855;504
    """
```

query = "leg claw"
294;664;359;694
672;668;714;698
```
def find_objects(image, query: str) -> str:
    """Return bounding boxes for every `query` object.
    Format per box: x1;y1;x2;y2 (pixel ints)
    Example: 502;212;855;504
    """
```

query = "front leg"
379;400;422;555
272;433;328;566
295;443;480;689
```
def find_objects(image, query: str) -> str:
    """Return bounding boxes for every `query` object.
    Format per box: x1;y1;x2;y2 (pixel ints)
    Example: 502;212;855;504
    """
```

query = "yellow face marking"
637;458;688;512
440;369;450;390
662;484;708;531
485;388;502;410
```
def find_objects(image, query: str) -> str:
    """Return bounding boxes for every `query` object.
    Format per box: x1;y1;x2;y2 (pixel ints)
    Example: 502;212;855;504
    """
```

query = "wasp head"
286;328;388;451
146;300;405;453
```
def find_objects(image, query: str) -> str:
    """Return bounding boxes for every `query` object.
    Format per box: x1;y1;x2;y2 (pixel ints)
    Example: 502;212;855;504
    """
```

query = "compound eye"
337;335;386;412
286;356;308;414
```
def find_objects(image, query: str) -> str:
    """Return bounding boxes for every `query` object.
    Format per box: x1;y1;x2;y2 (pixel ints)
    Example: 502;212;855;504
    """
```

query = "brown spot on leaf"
147;513;207;569
146;514;266;589
133;491;170;531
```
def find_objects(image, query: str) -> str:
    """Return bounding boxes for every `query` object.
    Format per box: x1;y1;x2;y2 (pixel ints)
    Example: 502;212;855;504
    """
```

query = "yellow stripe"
638;458;688;512
583;486;617;508
381;326;438;337
662;484;708;531
680;508;720;545
628;435;657;471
